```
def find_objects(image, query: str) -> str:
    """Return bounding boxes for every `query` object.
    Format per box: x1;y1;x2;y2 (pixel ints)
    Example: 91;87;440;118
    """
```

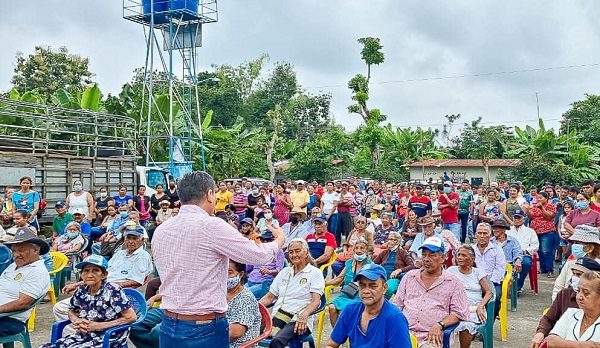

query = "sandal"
547;273;556;279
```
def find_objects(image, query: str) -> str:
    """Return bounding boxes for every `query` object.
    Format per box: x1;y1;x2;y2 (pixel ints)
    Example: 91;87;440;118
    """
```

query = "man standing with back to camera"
152;171;286;347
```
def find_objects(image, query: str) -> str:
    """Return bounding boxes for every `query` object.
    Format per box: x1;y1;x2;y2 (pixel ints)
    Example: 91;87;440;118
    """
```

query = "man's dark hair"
177;171;215;205
582;179;595;187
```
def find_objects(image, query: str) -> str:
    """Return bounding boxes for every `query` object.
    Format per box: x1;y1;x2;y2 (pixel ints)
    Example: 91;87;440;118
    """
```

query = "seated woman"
373;232;415;299
546;270;600;345
447;245;494;348
240;218;260;243
255;206;279;235
246;231;286;299
435;218;461;262
52;221;85;266
331;216;374;275
400;210;419;250
40;255;137;348
373;212;397;254
90;205;118;240
228;259;262;347
259;238;325;348
326;238;371;327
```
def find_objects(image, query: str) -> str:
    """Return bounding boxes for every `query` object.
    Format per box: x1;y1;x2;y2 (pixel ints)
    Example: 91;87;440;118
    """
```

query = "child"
436;219;461;264
557;201;574;263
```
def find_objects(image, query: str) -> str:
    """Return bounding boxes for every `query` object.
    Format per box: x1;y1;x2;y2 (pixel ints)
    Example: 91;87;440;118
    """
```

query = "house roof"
403;159;521;168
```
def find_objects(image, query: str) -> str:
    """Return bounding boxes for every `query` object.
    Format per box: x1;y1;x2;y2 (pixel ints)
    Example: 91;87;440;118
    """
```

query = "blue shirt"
113;195;132;207
330;299;412;348
491;235;522;265
12;191;40;213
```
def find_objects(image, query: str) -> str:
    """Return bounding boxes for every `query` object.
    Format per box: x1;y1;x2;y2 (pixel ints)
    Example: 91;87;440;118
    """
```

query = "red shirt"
591;203;600;213
439;192;459;223
529;203;558;234
316;186;324;197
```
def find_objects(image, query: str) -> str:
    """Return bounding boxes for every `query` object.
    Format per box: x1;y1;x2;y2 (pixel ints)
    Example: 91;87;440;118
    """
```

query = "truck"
0;97;170;225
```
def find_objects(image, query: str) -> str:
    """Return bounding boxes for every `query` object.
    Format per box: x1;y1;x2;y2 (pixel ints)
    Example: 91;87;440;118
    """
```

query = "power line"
305;63;600;89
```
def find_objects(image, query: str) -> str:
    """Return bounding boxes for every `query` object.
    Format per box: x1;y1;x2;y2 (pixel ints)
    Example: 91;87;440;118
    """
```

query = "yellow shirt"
289;189;310;214
215;190;233;212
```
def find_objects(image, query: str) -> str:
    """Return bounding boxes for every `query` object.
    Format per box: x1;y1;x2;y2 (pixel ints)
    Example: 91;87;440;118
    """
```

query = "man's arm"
323;339;341;348
0;293;35;313
491;249;507;284
115;280;143;289
259;292;276;307
314;246;334;264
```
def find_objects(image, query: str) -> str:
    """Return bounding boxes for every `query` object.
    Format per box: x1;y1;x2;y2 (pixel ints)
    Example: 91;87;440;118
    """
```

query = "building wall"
409;166;505;183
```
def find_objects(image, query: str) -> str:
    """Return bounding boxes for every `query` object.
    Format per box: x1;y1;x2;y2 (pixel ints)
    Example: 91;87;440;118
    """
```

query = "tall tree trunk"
482;157;490;184
371;145;379;169
266;105;281;183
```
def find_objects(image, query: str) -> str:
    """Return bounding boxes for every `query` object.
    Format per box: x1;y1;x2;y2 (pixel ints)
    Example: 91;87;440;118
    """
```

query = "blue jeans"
538;231;558;274
130;307;164;348
517;255;533;291
327;213;338;236
331;260;345;276
246;280;272;299
0;316;26;336
444;223;461;241
458;212;469;242
160;315;229;348
89;226;106;239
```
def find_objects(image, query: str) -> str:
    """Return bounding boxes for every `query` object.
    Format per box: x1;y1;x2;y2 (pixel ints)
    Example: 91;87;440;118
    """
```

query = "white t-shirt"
447;266;486;307
321;192;340;215
550;307;600;342
68;191;90;217
0;259;51;321
269;264;325;329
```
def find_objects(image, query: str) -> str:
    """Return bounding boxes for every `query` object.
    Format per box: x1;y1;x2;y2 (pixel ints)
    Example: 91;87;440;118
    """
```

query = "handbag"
270;273;306;336
341;282;359;299
100;237;124;257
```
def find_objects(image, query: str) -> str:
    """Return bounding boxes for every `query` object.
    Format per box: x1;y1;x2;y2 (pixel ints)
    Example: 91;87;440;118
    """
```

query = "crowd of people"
0;173;600;347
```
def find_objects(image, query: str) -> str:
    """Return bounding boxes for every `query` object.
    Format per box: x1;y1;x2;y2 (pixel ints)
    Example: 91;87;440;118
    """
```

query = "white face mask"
571;276;580;292
264;213;273;220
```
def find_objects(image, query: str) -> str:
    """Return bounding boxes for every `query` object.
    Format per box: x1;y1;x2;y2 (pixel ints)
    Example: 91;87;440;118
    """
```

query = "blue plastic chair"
443;278;496;348
50;288;148;348
0;244;12;275
259;293;327;348
59;237;89;289
0;295;45;348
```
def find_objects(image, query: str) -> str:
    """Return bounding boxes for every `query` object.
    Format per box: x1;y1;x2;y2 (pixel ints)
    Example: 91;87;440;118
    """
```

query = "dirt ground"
23;274;555;348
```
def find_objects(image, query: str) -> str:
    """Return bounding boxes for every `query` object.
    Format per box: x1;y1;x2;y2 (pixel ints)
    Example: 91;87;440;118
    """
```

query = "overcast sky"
1;1;599;133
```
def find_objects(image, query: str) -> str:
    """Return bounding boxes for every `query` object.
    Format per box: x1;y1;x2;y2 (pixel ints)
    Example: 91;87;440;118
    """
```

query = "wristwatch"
438;320;446;329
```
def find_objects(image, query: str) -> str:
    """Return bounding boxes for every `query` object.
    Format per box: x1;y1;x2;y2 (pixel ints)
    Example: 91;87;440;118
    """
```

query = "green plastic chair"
0;295;45;348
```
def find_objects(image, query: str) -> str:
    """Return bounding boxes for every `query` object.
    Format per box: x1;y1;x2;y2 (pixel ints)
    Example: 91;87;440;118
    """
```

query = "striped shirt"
152;205;280;315
233;192;248;215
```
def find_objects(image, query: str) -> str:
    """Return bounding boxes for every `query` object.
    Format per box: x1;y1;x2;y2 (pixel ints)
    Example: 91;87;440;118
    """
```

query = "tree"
348;37;386;169
11;46;94;98
560;94;600;144
266;104;282;182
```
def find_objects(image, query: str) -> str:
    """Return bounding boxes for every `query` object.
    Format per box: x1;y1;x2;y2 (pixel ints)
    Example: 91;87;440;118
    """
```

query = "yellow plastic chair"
542;307;549;315
28;252;68;331
316;284;342;346
410;333;418;348
499;263;512;341
319;251;338;273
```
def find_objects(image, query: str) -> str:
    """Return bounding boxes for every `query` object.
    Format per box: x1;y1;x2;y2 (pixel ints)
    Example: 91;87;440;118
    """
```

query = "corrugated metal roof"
403;159;521;167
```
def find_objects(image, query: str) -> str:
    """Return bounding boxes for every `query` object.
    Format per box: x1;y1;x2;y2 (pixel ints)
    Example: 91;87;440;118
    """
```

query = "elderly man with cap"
490;219;523;272
507;209;539;292
323;264;412;348
71;208;91;237
305;212;337;268
51;200;73;240
552;224;600;301
282;208;308;250
531;257;600;348
0;227;51;337
154;200;172;227
474;222;507;318
438;181;461;241
394;236;470;347
409;216;441;268
54;224;153;333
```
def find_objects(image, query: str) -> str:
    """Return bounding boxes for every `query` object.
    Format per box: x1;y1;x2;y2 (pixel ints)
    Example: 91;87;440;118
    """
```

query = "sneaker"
517;288;523;294
547;273;557;279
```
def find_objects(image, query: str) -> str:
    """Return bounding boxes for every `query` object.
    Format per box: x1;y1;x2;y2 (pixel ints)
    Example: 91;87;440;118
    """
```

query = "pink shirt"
393;269;470;345
152;205;280;315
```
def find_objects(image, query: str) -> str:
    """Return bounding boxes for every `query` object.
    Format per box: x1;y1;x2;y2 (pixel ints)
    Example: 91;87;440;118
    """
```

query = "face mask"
236;190;242;193
368;190;374;195
571;276;580;292
252;190;258;195
434;227;441;233
119;211;129;218
390;245;399;252
169;184;176;189
74;185;83;191
354;253;367;262
444;187;452;194
425;189;431;194
66;232;78;239
290;216;298;224
571;244;586;259
576;202;589;210
264;213;273;220
370;213;378;219
100;192;107;198
227;274;240;289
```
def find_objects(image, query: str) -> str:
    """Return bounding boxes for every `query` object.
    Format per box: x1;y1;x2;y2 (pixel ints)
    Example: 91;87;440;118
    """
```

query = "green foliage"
80;83;101;111
11;46;94;98
560;94;600;144
357;37;385;66
510;160;579;188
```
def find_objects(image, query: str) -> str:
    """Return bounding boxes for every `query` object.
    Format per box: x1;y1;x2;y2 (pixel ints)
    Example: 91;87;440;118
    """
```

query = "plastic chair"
0;295;45;348
51;288;148;348
0;244;12;275
445;248;454;268
316;284;342;346
529;252;539;295
59;237;89;289
319;251;338;273
259;293;327;348
539;341;548;348
499;263;512;341
410;333;418;348
239;303;272;348
542;307;549;315
27;252;69;332
510;268;518;312
444;277;496;348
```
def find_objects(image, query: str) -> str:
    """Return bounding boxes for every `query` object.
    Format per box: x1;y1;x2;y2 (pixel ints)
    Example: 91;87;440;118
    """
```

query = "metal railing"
0;98;138;158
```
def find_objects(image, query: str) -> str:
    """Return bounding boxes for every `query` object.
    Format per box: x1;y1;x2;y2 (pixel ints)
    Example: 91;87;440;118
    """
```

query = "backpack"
36;192;47;219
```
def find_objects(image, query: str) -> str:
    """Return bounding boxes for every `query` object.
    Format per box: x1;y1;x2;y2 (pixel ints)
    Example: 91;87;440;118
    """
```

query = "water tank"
142;0;198;14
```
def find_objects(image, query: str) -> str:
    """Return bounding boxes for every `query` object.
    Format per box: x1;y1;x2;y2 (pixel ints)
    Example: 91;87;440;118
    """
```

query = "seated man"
282;210;308;251
302;207;321;237
409;216;441;268
530;258;600;348
54;225;153;334
305;213;337;268
393;236;470;347
91;204;130;255
323;264;412;348
507;209;539;292
490;219;523;283
71;208;91;237
51;201;73;240
473;222;506;318
130;277;163;348
0;227;51;337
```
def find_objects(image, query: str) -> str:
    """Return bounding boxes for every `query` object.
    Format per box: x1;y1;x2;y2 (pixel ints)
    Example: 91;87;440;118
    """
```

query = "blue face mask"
227;274;240;289
368;190;374;195
74;185;83;191
119;211;129;218
251;190;258;195
354;253;367;262
66;232;78;239
576;202;589;210
444;187;452;194
571;244;586;259
434;227;441;233
425;189;431;194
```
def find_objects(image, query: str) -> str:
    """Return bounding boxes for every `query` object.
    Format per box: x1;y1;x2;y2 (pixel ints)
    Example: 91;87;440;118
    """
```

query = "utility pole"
536;92;540;119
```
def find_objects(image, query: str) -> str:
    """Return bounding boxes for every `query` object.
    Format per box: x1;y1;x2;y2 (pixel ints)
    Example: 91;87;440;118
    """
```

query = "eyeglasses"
388;238;398;241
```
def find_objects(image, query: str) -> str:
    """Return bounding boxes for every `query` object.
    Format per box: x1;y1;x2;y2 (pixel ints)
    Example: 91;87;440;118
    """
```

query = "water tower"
123;0;218;178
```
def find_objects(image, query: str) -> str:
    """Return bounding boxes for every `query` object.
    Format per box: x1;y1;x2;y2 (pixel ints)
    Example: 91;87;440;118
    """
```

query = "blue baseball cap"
54;201;66;207
353;264;387;282
75;255;109;271
419;236;446;254
313;213;327;223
